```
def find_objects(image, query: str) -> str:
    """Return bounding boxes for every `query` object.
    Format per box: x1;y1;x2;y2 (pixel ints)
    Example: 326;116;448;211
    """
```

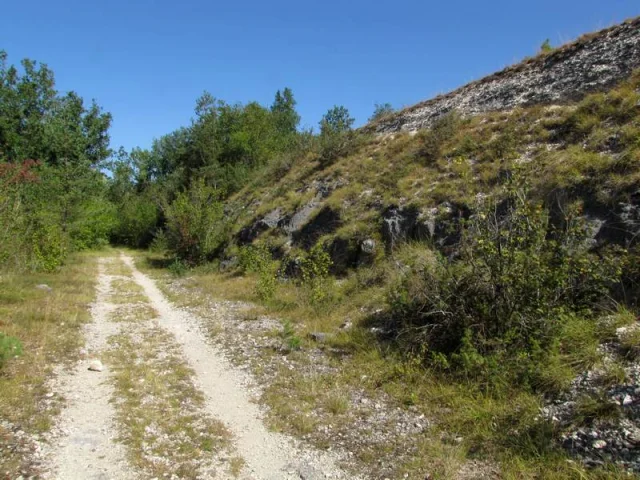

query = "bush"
238;244;278;301
388;174;623;391
318;105;356;165
148;229;168;253
164;179;225;265
299;244;333;307
0;332;23;369
112;193;158;248
70;199;118;250
280;319;301;351
369;103;395;122
167;257;188;276
32;223;67;272
414;113;461;164
238;244;272;273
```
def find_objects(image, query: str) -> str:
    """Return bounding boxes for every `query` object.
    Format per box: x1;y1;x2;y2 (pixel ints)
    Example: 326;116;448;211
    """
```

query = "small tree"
540;39;553;54
369;103;394;122
318;106;355;163
163;178;225;265
320;105;354;136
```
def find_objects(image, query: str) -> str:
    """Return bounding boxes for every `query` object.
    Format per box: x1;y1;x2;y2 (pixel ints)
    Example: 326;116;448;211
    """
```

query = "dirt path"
42;253;357;480
43;258;132;480
120;254;357;480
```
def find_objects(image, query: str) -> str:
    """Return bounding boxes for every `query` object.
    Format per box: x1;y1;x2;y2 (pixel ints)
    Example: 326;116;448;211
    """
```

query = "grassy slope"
150;73;640;478
227;71;640;260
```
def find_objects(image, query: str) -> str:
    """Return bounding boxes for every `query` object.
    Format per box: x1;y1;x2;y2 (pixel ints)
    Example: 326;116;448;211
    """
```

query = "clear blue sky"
2;1;638;152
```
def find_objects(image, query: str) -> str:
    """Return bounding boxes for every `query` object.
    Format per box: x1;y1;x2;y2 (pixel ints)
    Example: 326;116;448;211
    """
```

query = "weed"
0;333;23;369
574;394;622;426
168;258;189;277
280;320;301;351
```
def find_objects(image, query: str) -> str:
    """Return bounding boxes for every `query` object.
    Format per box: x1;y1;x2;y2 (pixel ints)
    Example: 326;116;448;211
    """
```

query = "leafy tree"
163;178;226;265
320;105;354;135
0;50;115;271
271;87;300;136
318;105;356;164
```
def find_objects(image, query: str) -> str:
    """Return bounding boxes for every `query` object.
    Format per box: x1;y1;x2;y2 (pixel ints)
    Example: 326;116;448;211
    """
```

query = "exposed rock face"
238;208;284;244
292;206;342;249
381;203;470;253
381;206;420;252
369;17;640;134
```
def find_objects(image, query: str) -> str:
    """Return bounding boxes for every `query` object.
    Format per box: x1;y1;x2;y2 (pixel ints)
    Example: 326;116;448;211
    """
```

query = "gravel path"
42;253;358;480
121;253;357;480
42;258;132;480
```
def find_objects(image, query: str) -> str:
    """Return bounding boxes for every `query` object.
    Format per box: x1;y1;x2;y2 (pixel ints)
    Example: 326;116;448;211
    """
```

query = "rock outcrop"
369;17;640;134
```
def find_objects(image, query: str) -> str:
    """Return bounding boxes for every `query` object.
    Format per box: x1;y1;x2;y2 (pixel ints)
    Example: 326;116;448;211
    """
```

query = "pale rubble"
370;17;640;134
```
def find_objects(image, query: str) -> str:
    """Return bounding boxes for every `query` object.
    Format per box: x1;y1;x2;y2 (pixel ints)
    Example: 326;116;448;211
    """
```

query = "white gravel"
121;253;359;480
42;258;132;480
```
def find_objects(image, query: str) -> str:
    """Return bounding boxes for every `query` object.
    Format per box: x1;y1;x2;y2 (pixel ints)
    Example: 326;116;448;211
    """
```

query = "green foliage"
318;106;356;164
574;394;622;425
320;105;355;135
280;320;301;351
0;51;112;167
369;103;395;122
112;194;158;247
414;113;461;164
238;244;273;273
256;265;278;302
239;244;279;301
69;199;118;250
271;87;301;139
0;332;23;369
164;178;226;265
540;39;553;54
167;258;189;277
560;86;640;142
299;244;333;307
32;223;67;272
149;229;169;253
388;173;624;392
0;51;114;272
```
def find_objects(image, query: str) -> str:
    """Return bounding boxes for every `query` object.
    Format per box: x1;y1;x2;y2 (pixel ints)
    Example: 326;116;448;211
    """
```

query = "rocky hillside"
211;18;640;478
368;17;640;134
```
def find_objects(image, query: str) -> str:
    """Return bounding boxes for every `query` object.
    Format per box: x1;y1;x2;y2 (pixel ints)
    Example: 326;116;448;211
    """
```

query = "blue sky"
2;1;638;152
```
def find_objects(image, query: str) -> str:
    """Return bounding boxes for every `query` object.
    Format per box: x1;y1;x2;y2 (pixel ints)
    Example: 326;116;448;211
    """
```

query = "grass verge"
0;251;101;476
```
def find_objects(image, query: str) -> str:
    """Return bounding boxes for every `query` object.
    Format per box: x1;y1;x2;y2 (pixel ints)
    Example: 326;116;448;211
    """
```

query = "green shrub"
539;39;553;54
238;244;278;301
414;113;461;164
0;332;23;369
167;258;188;277
164;178;226;265
387;173;623;391
238;244;273;273
149;229;169;253
32;223;67;272
318;105;356;165
299;244;333;307
280;319;301;351
112;193;158;248
70;199;118;250
256;263;278;302
369;103;395;122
